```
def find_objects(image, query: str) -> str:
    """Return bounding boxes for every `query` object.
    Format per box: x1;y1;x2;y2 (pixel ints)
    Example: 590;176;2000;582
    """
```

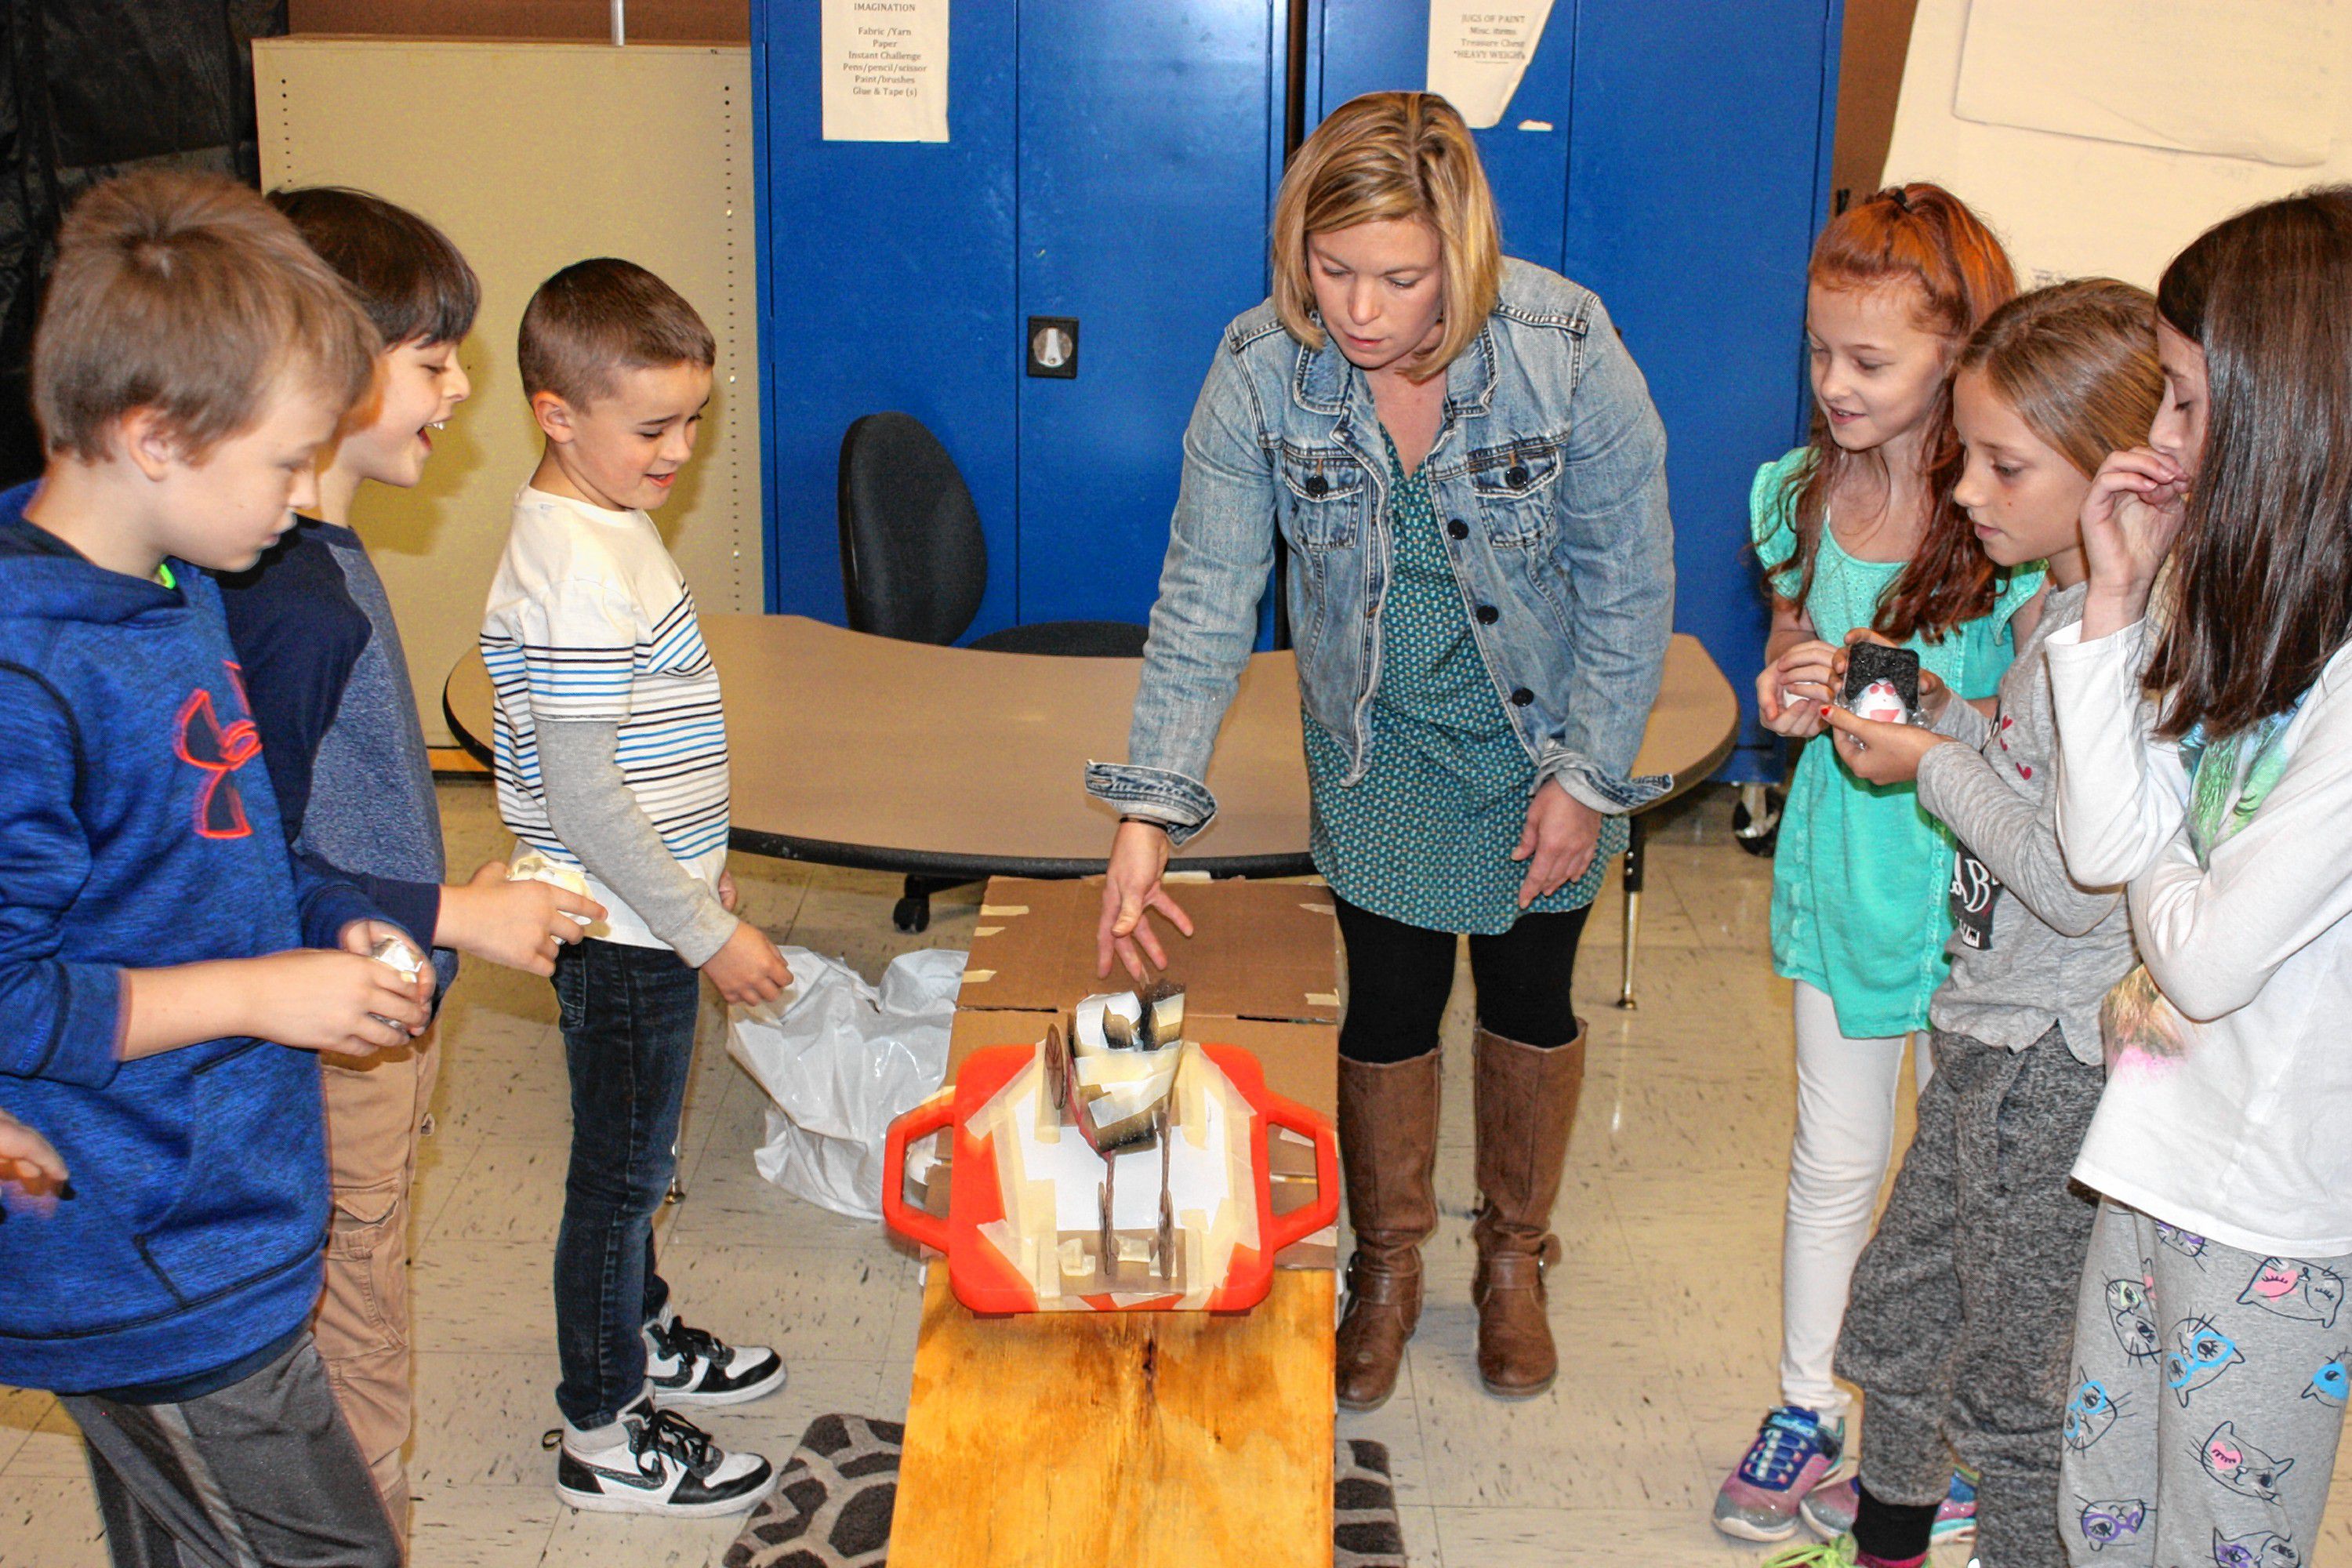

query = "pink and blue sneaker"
1798;1468;1978;1544
1713;1404;1848;1541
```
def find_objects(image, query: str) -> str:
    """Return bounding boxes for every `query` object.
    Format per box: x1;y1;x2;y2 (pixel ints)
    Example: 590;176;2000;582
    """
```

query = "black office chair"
837;412;1149;930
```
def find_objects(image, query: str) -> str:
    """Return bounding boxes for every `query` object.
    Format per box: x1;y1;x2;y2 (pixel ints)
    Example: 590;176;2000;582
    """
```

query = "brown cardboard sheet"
958;877;1339;1025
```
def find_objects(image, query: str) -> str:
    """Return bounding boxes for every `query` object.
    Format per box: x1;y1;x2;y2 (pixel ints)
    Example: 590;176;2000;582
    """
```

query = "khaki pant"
314;1025;439;1557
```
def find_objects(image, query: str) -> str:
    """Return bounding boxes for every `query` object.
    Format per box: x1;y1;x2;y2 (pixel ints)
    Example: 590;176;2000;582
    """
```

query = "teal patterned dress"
1303;430;1626;935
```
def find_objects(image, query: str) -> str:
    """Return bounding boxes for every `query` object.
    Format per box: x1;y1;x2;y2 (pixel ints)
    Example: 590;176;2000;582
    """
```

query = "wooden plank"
890;1266;1336;1568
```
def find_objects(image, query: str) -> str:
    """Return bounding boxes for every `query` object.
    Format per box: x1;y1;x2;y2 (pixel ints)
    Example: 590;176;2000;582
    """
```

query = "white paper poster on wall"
1425;2;1554;129
822;0;949;143
1954;0;2339;167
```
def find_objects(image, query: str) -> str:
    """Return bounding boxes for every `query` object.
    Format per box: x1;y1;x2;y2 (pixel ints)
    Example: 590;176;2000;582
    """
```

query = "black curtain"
0;1;287;485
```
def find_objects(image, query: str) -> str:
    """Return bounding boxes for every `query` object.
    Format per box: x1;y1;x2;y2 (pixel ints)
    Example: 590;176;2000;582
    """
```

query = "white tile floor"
7;781;2352;1566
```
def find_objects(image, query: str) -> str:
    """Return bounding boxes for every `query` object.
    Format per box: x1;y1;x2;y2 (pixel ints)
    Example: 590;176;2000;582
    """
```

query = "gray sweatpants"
62;1331;400;1568
2060;1200;2352;1566
1835;1025;2104;1568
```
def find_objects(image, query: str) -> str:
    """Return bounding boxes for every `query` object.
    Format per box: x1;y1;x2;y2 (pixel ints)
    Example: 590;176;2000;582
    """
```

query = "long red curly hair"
1775;183;2017;642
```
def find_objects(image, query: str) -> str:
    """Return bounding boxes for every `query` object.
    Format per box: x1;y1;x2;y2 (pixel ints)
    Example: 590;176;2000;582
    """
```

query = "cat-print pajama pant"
2060;1200;2352;1567
1835;1025;2105;1568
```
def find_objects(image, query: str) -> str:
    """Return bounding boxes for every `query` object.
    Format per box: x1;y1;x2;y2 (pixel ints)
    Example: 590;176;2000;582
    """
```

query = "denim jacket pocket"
1275;442;1367;553
1466;438;1563;547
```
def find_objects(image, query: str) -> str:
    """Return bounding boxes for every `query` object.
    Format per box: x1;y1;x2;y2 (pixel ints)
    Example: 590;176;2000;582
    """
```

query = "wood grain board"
888;1266;1337;1568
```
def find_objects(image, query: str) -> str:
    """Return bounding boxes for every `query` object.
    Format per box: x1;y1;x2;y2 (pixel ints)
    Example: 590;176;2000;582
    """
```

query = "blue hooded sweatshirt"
0;482;387;1395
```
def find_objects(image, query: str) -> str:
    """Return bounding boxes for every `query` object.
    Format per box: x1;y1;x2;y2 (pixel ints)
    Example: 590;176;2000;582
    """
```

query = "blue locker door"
1315;0;1573;273
753;0;1020;630
1560;2;1839;782
1013;0;1279;628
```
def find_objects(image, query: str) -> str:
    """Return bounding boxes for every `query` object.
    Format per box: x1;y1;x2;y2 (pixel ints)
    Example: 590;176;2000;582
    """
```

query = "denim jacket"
1087;257;1677;845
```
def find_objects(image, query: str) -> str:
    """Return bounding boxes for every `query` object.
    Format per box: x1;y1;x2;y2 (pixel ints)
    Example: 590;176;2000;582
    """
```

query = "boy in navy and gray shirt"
0;171;429;1566
215;187;600;1547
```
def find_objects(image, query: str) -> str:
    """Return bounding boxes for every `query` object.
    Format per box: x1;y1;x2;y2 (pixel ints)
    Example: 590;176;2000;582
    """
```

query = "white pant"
1778;979;1933;1415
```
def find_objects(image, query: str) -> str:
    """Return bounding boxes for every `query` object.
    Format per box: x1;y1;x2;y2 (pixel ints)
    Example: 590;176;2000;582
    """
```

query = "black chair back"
837;412;986;644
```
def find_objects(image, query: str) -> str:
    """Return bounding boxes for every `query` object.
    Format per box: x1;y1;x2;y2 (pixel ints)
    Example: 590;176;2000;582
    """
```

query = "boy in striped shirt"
481;259;794;1519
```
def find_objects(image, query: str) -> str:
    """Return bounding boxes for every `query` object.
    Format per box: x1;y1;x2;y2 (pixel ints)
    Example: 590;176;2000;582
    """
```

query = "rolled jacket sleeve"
1088;345;1277;844
1538;299;1675;814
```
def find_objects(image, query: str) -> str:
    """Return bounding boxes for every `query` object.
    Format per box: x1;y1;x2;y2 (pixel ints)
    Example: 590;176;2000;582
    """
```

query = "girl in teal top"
1752;446;2043;1036
1711;183;2037;1549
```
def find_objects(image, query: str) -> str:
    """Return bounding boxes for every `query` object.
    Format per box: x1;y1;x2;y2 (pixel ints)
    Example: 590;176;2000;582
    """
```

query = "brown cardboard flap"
958;877;1338;1024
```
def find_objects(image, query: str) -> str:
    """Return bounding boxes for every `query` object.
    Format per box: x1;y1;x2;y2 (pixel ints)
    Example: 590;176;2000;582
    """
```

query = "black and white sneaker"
554;1396;774;1517
644;1307;787;1408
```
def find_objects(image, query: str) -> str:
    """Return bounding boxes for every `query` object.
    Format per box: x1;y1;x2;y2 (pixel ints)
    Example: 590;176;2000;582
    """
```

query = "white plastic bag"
728;946;964;1220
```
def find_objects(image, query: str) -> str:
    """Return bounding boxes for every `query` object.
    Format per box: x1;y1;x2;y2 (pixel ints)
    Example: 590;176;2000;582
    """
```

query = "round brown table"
444;613;1737;999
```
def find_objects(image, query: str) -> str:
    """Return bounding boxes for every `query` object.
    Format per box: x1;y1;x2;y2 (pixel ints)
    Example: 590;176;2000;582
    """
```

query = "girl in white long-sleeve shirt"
2047;188;2352;1568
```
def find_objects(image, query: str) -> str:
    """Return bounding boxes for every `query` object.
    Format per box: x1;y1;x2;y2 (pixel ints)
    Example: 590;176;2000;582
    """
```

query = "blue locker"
753;0;1020;632
1015;4;1279;628
753;0;1279;637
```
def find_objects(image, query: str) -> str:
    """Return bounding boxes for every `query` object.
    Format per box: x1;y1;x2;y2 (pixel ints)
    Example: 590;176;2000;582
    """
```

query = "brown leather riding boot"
1333;1049;1441;1412
1470;1022;1585;1399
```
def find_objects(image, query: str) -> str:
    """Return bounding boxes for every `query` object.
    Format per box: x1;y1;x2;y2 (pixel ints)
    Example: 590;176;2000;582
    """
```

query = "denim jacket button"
1510;687;1534;706
1475;604;1500;625
1505;464;1530;488
1305;474;1329;498
1446;518;1469;540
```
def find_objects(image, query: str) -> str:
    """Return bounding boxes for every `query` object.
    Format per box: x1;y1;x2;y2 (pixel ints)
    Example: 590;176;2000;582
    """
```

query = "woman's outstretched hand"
1513;779;1602;909
2081;446;2189;639
1096;820;1196;982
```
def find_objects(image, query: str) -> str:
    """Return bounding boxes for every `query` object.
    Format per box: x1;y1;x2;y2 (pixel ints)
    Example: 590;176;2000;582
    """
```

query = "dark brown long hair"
1775;183;2017;642
2146;187;2352;739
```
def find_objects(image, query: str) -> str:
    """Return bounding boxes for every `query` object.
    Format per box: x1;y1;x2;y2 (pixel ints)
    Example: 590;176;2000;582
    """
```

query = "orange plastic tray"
882;1042;1337;1314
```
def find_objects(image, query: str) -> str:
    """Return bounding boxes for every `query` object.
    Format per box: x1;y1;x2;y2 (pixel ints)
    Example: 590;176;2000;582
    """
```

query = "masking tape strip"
975;926;1004;938
1164;870;1210;883
1301;902;1336;915
979;904;1029;916
963;968;996;984
1305;992;1341;1008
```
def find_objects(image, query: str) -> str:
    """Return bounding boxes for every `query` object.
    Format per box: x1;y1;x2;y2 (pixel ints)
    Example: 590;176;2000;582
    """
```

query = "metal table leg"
1617;811;1646;1011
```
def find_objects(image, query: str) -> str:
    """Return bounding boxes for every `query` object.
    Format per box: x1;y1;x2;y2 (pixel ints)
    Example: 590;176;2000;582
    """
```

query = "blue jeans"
550;938;699;1428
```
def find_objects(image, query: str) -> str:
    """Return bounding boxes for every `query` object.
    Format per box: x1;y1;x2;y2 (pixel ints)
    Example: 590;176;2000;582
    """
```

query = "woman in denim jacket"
1087;93;1675;1410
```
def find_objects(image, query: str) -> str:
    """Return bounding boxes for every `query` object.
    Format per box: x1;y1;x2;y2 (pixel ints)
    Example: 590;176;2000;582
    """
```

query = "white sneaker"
644;1307;788;1408
554;1396;774;1517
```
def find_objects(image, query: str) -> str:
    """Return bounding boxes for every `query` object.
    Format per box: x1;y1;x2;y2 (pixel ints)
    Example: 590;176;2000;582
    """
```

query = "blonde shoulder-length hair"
1271;91;1503;383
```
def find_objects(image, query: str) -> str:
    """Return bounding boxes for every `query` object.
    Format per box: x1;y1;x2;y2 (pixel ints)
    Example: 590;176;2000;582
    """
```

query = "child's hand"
717;868;739;913
250;949;431;1056
2081;446;2189;637
1835;630;1949;717
1820;704;1952;786
440;862;604;976
0;1105;67;1188
703;920;793;1007
1758;637;1838;736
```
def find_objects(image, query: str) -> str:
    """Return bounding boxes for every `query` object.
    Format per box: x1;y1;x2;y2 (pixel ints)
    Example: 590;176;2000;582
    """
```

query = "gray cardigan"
1914;581;2136;1064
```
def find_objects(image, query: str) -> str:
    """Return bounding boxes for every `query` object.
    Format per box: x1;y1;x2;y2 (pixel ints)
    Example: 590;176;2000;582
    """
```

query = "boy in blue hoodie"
0;170;431;1568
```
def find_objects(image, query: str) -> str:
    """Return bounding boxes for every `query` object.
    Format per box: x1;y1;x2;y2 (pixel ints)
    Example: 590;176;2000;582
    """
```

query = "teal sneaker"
1799;1468;1978;1543
1712;1404;1848;1541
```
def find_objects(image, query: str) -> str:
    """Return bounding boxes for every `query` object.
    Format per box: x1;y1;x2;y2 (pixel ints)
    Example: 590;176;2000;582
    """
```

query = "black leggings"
1333;894;1591;1064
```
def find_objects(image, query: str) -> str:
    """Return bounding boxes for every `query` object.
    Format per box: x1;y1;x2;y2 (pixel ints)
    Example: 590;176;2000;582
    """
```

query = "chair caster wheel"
893;895;931;933
1733;784;1784;858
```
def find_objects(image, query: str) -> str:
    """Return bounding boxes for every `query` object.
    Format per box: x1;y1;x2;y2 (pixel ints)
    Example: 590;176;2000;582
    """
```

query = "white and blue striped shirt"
481;486;730;949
